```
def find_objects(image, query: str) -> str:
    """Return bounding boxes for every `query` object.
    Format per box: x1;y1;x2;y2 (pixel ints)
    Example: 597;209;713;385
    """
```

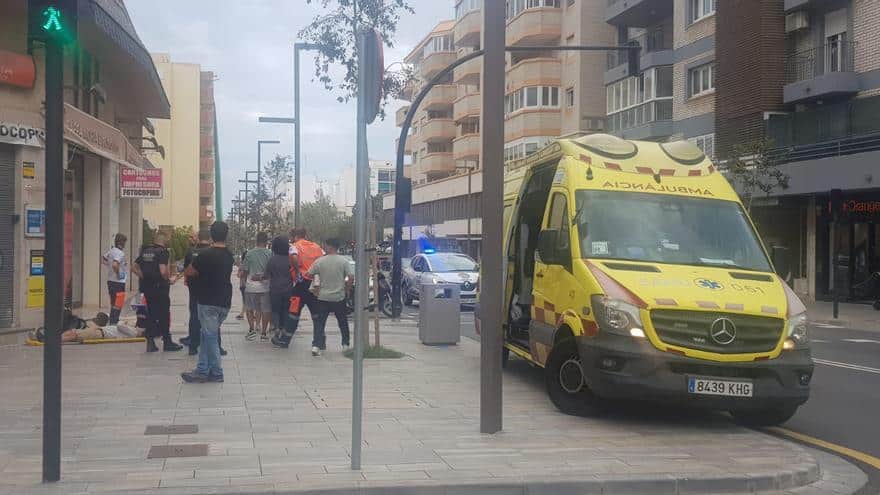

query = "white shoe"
342;344;350;352
245;330;258;341
311;346;320;356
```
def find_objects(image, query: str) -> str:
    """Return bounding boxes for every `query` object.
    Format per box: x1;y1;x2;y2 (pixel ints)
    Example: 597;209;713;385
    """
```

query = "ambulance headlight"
591;295;645;337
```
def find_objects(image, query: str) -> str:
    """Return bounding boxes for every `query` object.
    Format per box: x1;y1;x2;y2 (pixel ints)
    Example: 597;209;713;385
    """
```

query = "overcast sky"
125;0;452;216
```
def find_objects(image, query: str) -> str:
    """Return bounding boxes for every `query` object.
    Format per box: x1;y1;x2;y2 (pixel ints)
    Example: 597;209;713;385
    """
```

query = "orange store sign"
0;50;36;89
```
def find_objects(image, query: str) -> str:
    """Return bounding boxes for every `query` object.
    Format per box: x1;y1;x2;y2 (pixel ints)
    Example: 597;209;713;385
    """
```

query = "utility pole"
294;43;318;226
480;0;505;435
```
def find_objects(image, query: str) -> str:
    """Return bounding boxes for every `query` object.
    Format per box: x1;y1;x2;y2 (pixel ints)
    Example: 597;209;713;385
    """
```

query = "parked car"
402;252;479;306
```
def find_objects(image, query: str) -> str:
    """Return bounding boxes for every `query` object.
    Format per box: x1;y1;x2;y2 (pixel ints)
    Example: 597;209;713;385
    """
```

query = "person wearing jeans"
306;238;353;355
181;222;235;384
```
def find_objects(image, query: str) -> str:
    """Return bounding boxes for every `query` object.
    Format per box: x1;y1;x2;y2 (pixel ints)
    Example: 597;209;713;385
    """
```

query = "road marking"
768;427;880;470
841;338;880;344
813;358;880;374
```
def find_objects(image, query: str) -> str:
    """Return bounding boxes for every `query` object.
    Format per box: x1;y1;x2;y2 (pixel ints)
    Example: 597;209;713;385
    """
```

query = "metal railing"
784;41;856;84
768;132;880;164
606;27;669;69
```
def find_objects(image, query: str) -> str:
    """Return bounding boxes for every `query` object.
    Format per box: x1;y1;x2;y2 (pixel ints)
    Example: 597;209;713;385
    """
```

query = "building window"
504;86;560;116
423;34;453;58
688;63;715;98
606;67;673;132
455;0;482;19
507;0;560;19
566;87;575;107
689;134;715;159
689;0;715;24
504;136;555;162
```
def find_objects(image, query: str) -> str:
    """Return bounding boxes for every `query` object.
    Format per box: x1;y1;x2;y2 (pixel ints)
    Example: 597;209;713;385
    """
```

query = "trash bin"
418;283;461;345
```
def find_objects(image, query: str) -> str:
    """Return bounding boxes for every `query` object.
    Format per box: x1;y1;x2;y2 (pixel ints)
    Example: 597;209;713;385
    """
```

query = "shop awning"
77;0;170;119
64;104;149;170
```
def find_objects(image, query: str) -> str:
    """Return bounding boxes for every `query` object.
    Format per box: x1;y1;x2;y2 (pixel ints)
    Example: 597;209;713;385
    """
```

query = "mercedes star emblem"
710;317;737;345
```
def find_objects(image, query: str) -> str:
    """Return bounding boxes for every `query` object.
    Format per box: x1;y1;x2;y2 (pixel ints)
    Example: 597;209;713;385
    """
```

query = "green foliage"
168;226;195;264
300;190;353;245
724;140;790;212
343;345;405;359
299;0;415;117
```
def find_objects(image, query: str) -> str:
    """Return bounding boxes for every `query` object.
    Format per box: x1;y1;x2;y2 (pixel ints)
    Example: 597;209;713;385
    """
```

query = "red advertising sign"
120;167;163;199
0;50;36;89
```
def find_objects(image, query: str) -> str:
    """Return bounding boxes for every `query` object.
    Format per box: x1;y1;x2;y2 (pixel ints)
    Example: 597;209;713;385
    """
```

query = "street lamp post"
294;42;319;227
257;140;281;231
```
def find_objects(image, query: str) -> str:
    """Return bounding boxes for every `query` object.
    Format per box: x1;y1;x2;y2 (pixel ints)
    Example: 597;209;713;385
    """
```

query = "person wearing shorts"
242;233;273;341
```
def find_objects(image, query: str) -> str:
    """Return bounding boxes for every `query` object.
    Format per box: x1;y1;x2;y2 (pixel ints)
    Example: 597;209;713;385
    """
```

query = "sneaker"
260;333;270;342
180;336;191;346
146;338;159;353
235;314;244;320
342;344;350;352
206;374;224;383
311;346;320;356
271;336;289;349
181;371;209;383
219;347;228;356
163;340;183;352
245;330;258;341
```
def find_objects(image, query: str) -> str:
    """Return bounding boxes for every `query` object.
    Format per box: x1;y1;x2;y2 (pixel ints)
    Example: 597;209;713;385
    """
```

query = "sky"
125;0;453;216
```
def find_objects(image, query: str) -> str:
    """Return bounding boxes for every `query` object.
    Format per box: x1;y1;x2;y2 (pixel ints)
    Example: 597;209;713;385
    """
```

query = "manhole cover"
147;444;209;459
144;424;198;435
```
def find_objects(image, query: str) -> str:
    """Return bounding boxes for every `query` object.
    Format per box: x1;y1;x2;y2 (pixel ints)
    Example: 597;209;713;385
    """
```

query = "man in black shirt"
133;233;182;353
178;229;226;356
182;222;235;383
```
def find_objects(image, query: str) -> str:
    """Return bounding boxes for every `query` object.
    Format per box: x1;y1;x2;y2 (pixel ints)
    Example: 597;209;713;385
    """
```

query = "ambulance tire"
545;338;602;417
730;406;798;427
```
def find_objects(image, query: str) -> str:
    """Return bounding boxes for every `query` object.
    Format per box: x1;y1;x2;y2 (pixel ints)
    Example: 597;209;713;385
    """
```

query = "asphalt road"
416;306;880;493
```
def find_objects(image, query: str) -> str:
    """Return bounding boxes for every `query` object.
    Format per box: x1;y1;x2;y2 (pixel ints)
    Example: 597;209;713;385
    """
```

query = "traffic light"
28;0;78;45
627;39;641;76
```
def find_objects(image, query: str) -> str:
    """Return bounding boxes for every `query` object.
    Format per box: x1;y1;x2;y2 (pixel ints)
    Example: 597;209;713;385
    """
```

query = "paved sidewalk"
806;300;880;331
0;284;865;494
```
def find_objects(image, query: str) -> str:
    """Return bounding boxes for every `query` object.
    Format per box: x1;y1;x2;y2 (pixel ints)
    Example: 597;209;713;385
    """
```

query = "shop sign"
120;167;163;199
23;161;35;179
0;50;36;89
30;250;45;276
25;206;46;237
27;276;45;308
64;104;125;161
0;120;45;147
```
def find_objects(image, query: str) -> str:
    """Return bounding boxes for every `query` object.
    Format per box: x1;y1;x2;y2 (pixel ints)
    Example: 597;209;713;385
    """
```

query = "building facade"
0;0;170;341
339;160;396;215
199;71;218;229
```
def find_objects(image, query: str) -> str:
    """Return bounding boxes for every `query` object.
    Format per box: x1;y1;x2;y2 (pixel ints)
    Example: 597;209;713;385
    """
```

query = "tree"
300;190;353;244
168;226;195;265
724;140;790;212
260;154;293;237
299;0;415;117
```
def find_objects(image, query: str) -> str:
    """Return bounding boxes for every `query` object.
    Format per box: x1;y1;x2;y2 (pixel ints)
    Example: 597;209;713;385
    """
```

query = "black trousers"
278;280;319;344
143;284;171;340
312;299;350;349
107;281;126;324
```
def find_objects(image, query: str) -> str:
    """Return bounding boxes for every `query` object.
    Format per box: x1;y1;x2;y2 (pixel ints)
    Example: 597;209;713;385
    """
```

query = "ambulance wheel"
545;338;602;417
730;406;798;426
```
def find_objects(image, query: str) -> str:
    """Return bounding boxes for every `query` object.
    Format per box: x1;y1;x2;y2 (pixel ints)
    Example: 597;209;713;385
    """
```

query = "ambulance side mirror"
771;245;791;279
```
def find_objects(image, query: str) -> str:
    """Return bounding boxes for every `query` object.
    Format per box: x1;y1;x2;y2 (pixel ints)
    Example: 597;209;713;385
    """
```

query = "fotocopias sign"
120;167;163;199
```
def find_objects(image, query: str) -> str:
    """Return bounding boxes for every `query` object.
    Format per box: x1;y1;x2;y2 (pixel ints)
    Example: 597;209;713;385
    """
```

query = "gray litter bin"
418;283;461;345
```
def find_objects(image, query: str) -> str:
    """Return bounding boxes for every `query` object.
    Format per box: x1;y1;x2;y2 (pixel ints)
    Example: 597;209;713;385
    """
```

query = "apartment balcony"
454;133;481;161
416;152;456;178
454;9;482;48
423;84;457;111
765;95;880;156
421;118;456;143
504;108;562;142
454;92;481;121
396;105;410;127
421;51;457;80
507;58;561;91
607;98;673;140
453;51;482;85
506;7;562;47
199;182;214;197
604;26;674;84
784;41;859;104
606;0;673;27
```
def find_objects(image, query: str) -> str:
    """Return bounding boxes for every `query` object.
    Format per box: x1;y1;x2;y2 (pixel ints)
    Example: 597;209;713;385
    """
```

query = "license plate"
688;377;753;397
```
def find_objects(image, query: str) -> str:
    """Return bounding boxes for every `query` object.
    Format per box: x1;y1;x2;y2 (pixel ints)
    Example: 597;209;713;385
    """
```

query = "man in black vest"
133;233;182;353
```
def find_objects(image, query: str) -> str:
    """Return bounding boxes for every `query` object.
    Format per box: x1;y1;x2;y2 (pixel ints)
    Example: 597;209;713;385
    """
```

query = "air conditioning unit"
785;11;809;33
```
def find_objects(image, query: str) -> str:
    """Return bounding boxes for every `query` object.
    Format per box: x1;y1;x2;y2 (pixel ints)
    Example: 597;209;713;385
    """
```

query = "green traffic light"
41;6;64;33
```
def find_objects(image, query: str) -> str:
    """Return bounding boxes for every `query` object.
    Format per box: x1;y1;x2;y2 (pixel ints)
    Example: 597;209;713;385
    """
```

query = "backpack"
291;239;324;281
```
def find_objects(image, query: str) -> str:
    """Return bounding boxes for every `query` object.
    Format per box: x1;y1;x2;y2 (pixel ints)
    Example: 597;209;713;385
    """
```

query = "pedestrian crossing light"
29;0;77;45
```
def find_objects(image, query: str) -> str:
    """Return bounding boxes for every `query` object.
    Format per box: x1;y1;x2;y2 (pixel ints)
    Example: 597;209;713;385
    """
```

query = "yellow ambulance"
501;134;812;425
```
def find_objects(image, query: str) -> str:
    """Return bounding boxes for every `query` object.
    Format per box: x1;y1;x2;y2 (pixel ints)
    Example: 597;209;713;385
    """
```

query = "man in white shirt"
103;233;128;324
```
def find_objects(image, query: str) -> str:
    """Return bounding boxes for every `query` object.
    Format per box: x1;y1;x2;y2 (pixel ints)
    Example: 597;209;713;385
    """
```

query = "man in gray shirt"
307;238;353;356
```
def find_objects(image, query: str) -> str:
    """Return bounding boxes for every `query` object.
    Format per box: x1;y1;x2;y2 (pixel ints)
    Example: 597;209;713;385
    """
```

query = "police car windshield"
575;191;772;272
426;253;477;272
